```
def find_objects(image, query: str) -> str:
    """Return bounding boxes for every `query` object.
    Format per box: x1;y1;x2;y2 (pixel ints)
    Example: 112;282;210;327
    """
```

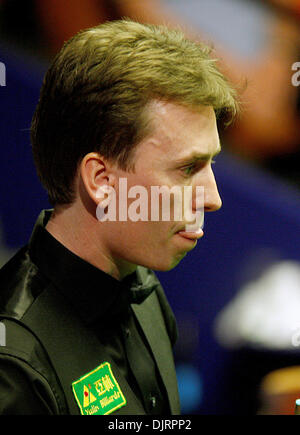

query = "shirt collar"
28;210;157;325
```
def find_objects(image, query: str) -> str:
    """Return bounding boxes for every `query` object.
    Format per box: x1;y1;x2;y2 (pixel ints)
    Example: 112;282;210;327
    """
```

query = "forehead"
137;100;220;163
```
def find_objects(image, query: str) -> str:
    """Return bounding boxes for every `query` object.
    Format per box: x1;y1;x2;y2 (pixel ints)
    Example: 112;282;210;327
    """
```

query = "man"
0;19;238;415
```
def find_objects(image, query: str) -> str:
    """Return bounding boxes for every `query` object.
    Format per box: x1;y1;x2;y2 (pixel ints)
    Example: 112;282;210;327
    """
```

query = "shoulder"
0;246;47;320
0;317;68;414
0;249;67;414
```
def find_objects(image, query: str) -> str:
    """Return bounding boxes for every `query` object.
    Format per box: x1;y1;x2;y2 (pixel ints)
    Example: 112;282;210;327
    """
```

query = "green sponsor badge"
71;362;126;415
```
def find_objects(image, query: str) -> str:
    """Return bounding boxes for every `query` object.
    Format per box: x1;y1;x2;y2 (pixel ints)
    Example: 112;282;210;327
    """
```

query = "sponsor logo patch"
72;362;126;415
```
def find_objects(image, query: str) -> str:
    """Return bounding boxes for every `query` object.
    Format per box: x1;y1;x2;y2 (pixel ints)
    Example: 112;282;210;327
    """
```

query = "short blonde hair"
31;19;238;205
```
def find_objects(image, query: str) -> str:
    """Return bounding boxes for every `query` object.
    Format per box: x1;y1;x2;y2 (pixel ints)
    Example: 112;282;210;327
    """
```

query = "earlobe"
80;152;116;206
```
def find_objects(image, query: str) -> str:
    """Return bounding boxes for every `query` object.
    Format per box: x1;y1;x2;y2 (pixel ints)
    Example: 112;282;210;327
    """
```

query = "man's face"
100;100;222;276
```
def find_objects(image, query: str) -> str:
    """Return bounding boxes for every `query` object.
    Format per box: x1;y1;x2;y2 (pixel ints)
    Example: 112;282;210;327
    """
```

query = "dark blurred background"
0;0;300;415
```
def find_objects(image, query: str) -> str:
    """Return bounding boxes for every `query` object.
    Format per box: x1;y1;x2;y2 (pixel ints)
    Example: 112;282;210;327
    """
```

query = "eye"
181;159;216;177
181;163;196;176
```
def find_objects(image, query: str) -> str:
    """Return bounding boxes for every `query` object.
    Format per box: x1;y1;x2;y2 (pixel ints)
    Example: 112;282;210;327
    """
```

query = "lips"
176;228;204;240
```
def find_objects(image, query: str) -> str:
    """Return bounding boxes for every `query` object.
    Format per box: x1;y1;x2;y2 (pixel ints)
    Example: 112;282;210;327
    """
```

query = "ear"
80;152;116;206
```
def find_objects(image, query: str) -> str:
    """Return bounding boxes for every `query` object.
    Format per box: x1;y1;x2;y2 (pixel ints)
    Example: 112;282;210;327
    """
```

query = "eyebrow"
174;144;222;165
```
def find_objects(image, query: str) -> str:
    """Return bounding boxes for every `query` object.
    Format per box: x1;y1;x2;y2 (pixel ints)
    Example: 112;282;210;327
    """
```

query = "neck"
45;202;136;281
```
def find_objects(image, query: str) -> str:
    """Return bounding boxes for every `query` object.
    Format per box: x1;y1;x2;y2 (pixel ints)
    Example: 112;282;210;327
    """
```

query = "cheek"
115;221;170;255
106;220;187;271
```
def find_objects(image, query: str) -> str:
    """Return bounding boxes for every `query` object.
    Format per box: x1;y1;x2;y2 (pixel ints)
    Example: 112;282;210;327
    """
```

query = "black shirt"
0;210;176;414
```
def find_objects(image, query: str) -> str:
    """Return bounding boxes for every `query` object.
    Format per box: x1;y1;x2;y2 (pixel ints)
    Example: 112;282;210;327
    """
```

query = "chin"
144;253;187;272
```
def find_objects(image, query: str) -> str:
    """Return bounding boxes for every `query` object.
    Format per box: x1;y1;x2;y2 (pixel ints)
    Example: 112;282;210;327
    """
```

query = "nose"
193;166;222;213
